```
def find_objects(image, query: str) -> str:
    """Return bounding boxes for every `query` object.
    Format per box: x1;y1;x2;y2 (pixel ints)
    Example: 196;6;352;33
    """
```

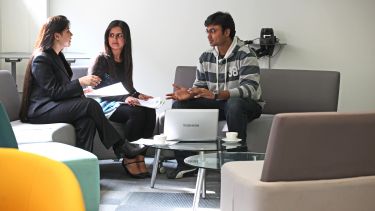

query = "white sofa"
0;70;99;211
0;67;129;160
0;70;76;146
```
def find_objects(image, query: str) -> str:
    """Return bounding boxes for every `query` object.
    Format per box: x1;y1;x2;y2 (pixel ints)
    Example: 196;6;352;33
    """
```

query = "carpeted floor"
99;158;221;211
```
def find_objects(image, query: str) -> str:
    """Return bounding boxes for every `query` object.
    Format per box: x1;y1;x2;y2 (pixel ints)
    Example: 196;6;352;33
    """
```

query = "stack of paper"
85;82;165;109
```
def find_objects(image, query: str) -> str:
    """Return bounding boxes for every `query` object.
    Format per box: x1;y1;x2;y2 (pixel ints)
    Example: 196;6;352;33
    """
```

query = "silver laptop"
164;109;219;142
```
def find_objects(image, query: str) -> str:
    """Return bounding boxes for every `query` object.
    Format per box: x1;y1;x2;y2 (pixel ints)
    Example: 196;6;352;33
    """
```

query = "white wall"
0;0;47;88
2;0;375;112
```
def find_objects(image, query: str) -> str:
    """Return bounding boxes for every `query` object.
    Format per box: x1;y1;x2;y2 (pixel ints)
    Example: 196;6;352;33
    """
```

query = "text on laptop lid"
164;109;219;141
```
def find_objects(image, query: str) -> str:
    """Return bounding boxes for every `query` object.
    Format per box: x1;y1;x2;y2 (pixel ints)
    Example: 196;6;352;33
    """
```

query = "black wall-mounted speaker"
258;28;277;57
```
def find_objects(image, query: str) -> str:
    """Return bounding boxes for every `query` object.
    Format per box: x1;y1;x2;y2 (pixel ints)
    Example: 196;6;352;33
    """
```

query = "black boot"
113;139;148;159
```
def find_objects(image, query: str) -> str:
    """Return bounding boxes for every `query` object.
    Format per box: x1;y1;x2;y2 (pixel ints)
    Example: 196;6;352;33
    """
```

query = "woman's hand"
125;96;140;106
138;93;153;100
79;75;102;87
83;86;94;94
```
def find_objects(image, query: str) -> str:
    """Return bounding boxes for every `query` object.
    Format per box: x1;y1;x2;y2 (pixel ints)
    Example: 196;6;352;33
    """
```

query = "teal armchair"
0;103;18;148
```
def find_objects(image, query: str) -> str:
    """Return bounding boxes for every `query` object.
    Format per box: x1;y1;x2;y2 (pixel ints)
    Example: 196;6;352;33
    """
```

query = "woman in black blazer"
19;15;147;178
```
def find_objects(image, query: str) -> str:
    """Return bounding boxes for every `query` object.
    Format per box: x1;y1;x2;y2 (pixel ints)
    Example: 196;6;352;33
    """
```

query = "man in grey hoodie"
166;11;263;179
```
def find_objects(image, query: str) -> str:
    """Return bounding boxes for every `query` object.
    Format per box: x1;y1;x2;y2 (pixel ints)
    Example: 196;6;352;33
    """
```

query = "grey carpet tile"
117;192;219;210
99;158;221;210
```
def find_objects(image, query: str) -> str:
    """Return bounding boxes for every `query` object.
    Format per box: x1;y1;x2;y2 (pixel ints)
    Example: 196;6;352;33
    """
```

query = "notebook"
163;109;219;142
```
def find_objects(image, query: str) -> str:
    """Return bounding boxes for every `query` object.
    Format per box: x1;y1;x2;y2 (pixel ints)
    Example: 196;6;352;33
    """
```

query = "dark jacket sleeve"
31;53;83;100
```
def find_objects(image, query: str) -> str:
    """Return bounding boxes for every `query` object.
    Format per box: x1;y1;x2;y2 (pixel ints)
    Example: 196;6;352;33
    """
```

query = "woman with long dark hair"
19;15;147;178
89;20;156;178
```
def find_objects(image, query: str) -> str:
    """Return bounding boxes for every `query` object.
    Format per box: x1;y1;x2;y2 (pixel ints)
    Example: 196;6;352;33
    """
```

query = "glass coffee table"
149;140;241;188
184;152;265;211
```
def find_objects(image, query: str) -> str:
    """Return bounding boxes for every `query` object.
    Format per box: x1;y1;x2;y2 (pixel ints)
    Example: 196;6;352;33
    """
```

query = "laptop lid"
164;109;219;141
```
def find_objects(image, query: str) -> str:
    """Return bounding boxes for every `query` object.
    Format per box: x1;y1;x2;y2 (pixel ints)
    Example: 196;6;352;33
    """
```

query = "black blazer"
27;49;83;118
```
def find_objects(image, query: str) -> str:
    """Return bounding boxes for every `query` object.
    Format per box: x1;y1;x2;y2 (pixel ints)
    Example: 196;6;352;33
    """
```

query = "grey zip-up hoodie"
194;37;263;106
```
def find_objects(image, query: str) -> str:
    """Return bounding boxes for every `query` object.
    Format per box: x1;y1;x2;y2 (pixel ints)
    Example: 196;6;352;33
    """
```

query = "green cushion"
0;103;18;148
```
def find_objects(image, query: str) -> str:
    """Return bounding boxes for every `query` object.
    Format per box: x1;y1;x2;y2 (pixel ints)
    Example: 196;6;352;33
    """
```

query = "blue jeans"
172;97;262;165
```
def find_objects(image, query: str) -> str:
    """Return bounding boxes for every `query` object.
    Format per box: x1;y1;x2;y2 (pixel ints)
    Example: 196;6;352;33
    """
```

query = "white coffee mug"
154;134;167;144
226;132;238;140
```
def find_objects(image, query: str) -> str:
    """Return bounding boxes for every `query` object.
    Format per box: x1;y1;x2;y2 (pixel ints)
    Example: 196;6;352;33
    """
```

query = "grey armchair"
221;112;375;211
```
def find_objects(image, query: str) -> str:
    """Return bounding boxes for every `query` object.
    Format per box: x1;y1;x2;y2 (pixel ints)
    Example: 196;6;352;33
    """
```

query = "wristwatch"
213;90;219;100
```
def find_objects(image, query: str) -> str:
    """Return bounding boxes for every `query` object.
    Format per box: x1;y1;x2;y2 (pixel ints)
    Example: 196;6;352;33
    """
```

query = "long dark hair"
19;15;70;122
104;20;134;88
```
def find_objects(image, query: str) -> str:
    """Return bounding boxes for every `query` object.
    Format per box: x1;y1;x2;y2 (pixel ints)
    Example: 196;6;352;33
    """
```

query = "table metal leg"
11;62;16;80
193;168;205;211
4;59;21;82
201;170;206;198
150;148;161;188
198;151;206;198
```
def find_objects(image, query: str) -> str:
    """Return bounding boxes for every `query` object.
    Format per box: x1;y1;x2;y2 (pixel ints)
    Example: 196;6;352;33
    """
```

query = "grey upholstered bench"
157;66;340;152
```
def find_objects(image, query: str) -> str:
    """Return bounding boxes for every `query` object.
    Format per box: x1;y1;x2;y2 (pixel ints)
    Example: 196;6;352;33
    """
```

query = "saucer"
222;143;241;149
222;138;241;143
152;141;168;146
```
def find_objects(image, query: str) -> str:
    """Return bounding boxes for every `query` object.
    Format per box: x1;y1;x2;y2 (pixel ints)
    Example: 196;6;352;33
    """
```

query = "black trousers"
172;97;262;166
28;97;122;152
109;104;156;141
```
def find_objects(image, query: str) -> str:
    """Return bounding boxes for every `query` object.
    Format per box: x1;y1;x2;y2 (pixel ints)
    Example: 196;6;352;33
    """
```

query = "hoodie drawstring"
216;55;219;92
224;58;227;90
216;56;229;91
215;37;238;92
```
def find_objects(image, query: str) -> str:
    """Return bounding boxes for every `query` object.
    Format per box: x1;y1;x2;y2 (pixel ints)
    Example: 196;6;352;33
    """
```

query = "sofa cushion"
11;120;75;146
221;161;375;211
261;69;340;114
71;66;88;80
261;112;375;182
246;114;274;152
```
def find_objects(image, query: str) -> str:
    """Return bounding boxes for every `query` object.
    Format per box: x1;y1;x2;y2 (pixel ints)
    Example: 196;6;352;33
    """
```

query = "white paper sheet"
137;97;166;109
119;97;166;109
131;138;179;146
85;82;128;97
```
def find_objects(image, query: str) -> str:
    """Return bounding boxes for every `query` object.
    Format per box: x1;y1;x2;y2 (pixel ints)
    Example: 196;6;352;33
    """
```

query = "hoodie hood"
213;36;239;60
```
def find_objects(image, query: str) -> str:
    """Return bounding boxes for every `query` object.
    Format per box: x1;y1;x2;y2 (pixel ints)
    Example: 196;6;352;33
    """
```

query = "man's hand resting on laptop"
166;84;194;101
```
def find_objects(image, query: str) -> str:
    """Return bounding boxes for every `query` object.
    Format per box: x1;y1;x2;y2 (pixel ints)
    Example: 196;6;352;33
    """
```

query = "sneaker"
166;165;198;179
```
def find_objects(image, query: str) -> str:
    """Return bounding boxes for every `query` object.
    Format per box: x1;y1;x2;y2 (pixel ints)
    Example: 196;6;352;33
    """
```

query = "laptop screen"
164;109;219;141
